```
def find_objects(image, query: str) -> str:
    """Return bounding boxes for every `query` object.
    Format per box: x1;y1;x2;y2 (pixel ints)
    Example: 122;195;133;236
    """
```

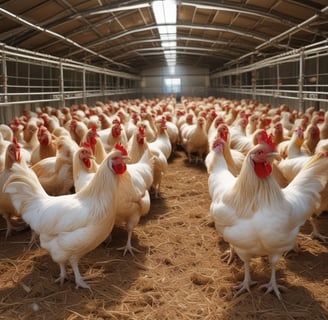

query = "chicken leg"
309;216;327;242
70;257;91;289
117;230;141;256
117;219;141;256
55;263;68;286
233;259;257;298
259;254;287;300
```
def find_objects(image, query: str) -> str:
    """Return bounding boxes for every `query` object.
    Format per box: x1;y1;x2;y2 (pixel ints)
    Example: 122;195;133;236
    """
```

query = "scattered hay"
0;149;327;319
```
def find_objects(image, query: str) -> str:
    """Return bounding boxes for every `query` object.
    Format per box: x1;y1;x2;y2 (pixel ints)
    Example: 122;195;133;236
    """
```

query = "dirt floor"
0;148;327;320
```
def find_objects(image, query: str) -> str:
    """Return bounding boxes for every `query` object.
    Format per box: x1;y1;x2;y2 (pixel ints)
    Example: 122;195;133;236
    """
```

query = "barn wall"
140;65;211;98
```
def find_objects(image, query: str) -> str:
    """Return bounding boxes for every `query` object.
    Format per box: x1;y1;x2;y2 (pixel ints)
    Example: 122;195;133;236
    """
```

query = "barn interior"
0;0;327;123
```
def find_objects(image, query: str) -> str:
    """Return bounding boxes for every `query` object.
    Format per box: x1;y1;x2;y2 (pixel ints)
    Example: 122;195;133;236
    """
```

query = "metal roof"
0;0;327;75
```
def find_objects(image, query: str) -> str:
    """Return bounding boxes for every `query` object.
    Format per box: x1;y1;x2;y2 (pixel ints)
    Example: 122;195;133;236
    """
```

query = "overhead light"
152;0;176;24
88;3;151;15
152;0;177;69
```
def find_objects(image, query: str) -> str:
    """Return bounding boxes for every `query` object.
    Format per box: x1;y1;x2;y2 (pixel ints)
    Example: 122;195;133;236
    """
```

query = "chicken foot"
55;263;68;286
117;230;141;256
221;245;235;265
70;257;91;289
233;260;257;298
3;214;28;238
55;259;91;289
309;216;327;242
259;255;287;300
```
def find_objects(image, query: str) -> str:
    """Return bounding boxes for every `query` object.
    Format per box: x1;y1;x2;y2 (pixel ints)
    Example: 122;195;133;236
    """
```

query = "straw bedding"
0;149;327;319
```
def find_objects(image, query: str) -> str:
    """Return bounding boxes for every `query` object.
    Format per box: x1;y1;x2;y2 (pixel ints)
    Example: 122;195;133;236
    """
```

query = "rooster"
113;143;153;255
210;136;328;300
4;148;129;289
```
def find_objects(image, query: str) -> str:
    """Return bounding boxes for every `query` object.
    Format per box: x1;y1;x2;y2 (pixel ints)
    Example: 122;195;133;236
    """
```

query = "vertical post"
315;53;319;110
252;71;256;101
82;68;86;105
59;61;65;108
2;50;8;103
251;55;256;101
1;48;7;123
298;49;305;113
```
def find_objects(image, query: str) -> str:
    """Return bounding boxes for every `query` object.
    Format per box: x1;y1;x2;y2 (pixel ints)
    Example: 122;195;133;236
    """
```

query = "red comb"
260;130;276;151
114;143;128;156
80;141;92;149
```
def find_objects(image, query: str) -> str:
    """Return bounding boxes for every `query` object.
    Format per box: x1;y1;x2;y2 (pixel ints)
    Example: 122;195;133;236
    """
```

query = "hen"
30;126;57;165
31;135;79;195
180;115;208;163
72;143;98;192
0;139;27;237
150;117;172;160
114;143;154;255
4;148;129;289
210;137;328;300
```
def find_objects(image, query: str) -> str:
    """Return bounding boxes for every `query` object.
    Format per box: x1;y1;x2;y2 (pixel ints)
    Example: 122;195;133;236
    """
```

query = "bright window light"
152;0;176;24
152;0;177;69
164;77;181;92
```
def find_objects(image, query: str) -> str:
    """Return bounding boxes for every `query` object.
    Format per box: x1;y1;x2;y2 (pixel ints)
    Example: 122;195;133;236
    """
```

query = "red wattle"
253;160;272;178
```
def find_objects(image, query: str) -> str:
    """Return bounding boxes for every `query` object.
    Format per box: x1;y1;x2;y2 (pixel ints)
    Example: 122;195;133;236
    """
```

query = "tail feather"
283;149;328;225
3;162;48;213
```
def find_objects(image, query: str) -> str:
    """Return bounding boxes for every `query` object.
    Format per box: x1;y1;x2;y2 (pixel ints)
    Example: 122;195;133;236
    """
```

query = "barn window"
164;78;181;94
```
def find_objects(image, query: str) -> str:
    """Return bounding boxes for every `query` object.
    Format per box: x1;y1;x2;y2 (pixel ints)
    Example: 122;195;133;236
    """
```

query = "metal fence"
210;40;328;112
0;43;141;124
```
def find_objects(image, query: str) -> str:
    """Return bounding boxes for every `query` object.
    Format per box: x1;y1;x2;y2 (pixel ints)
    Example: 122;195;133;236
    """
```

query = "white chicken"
113;143;154;255
101;120;128;152
72;143;98;192
127;125;147;164
31;135;79;195
0;139;27;237
30;126;57;165
81;126;107;165
210;137;328;300
180;115;208;163
277;126;306;159
149;116;172;161
205;124;243;176
4;148;129;289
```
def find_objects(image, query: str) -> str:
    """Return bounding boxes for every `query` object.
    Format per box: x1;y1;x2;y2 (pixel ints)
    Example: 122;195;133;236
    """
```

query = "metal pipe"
298;49;305;113
223;6;328;68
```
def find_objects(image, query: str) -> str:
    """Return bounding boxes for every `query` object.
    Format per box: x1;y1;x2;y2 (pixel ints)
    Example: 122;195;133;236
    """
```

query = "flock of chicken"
0;96;328;299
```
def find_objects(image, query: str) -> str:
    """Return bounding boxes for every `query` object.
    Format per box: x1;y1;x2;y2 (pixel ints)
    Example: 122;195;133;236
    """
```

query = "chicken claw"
259;282;287;300
221;245;235;265
55;264;68;286
233;261;257;298
74;277;91;290
233;279;257;298
70;258;91;289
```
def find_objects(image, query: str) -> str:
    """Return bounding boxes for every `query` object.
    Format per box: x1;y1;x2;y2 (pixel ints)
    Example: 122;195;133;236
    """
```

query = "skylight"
152;0;177;71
